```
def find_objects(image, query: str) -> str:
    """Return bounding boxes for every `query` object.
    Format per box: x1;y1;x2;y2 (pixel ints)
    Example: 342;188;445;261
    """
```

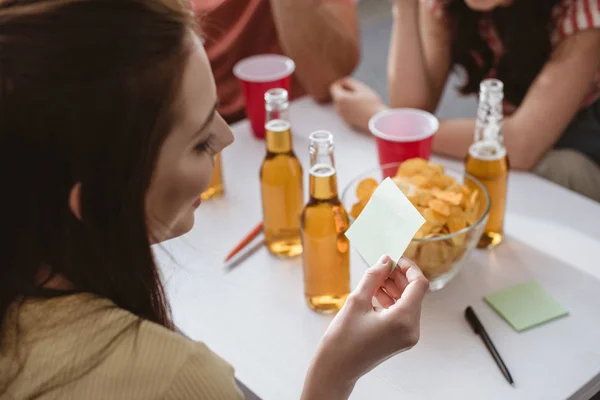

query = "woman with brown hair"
0;1;429;398
332;0;600;202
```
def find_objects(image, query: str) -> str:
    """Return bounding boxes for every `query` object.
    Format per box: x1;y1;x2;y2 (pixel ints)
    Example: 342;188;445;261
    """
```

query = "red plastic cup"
233;54;296;139
368;108;439;178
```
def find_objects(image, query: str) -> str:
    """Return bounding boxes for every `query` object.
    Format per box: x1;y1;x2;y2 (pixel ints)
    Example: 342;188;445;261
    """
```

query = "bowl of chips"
341;158;490;291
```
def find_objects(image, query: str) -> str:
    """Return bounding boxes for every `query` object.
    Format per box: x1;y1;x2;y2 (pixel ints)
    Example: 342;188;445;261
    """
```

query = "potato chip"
431;188;463;206
423;207;448;226
356;178;378;202
417;241;453;278
461;185;472;197
414;189;434;207
418;242;448;267
430;174;456;189
350;200;367;220
447;215;467;233
466;203;481;225
403;242;419;261
451;233;466;246
407;174;432;189
407;195;419;207
432;225;450;235
416;206;428;216
428;199;451;217
397;158;429;176
469;189;479;209
392;176;416;196
429;163;445;175
450;205;466;218
424;232;444;239
414;221;434;239
446;182;463;193
418;166;439;179
460;192;470;208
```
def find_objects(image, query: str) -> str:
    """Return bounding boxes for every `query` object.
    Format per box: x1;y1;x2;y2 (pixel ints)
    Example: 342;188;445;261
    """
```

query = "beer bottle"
300;131;350;312
465;79;509;248
260;88;304;257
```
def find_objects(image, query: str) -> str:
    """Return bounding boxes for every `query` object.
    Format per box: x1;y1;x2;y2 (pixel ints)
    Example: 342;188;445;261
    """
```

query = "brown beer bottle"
300;131;350;313
259;88;304;257
465;79;509;249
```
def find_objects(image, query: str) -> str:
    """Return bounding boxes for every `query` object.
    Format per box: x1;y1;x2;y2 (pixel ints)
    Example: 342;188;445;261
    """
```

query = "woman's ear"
69;182;82;221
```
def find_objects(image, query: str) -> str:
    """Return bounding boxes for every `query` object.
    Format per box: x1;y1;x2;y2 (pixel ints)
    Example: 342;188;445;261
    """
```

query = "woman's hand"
330;77;388;133
302;256;429;400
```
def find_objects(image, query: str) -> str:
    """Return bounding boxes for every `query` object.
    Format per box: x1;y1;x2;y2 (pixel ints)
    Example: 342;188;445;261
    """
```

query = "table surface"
155;98;600;400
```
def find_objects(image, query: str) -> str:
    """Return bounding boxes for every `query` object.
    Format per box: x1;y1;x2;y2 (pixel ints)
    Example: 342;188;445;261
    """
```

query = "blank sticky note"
484;281;569;332
345;177;425;269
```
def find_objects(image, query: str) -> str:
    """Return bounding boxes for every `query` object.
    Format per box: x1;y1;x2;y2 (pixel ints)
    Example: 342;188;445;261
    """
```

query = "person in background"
331;0;600;203
195;0;360;123
0;1;429;399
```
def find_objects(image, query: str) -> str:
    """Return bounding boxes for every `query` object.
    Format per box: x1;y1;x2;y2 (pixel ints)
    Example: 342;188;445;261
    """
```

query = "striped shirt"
426;0;600;113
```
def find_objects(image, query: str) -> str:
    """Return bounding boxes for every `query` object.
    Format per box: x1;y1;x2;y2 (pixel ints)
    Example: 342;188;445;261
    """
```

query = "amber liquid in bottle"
260;118;304;257
465;143;509;248
201;152;224;200
301;131;350;313
465;79;509;249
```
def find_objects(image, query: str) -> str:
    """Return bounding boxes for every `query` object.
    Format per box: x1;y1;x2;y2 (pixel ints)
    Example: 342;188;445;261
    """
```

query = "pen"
224;237;265;271
465;306;515;386
224;222;264;262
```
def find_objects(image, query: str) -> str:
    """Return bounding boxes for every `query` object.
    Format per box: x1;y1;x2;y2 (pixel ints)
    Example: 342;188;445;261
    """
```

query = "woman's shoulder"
2;294;243;399
135;318;234;377
118;319;244;399
83;298;244;399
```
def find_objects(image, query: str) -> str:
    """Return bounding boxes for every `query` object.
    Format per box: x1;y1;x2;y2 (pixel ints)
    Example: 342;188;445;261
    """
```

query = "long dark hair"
0;0;195;343
445;0;561;106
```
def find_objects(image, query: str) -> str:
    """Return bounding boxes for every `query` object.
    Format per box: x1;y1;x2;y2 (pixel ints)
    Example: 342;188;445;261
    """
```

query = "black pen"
465;306;515;386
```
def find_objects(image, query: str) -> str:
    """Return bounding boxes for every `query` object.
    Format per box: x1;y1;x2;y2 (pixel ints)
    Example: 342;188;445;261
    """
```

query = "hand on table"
330;77;388;133
302;256;429;399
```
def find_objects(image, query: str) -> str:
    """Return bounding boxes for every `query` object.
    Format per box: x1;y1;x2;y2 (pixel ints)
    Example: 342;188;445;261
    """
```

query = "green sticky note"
345;177;425;270
484;281;569;332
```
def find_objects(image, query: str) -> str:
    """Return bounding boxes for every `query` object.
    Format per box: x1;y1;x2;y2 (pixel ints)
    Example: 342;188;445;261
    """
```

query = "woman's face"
146;35;233;243
464;0;513;11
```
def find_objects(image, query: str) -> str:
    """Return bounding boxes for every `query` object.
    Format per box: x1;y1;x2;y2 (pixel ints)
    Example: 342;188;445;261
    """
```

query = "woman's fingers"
389;267;410;294
394;258;429;310
352;255;393;304
382;277;403;300
374;287;395;309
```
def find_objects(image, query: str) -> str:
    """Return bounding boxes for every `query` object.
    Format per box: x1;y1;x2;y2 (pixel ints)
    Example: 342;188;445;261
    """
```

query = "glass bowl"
341;162;490;291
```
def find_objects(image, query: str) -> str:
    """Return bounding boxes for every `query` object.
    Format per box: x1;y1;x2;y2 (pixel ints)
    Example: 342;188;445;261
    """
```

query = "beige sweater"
0;294;244;400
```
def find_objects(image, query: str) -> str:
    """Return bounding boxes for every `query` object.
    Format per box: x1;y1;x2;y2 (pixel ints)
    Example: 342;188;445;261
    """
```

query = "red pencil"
224;222;264;262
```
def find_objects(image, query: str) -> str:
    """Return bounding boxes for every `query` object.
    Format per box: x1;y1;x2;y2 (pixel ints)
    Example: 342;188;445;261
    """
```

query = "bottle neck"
308;131;337;200
265;88;290;124
309;165;338;200
470;79;506;160
310;148;335;169
266;106;290;124
474;79;504;146
265;119;293;154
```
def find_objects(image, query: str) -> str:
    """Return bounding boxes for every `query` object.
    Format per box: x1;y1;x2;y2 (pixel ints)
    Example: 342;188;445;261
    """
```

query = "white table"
156;98;600;400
